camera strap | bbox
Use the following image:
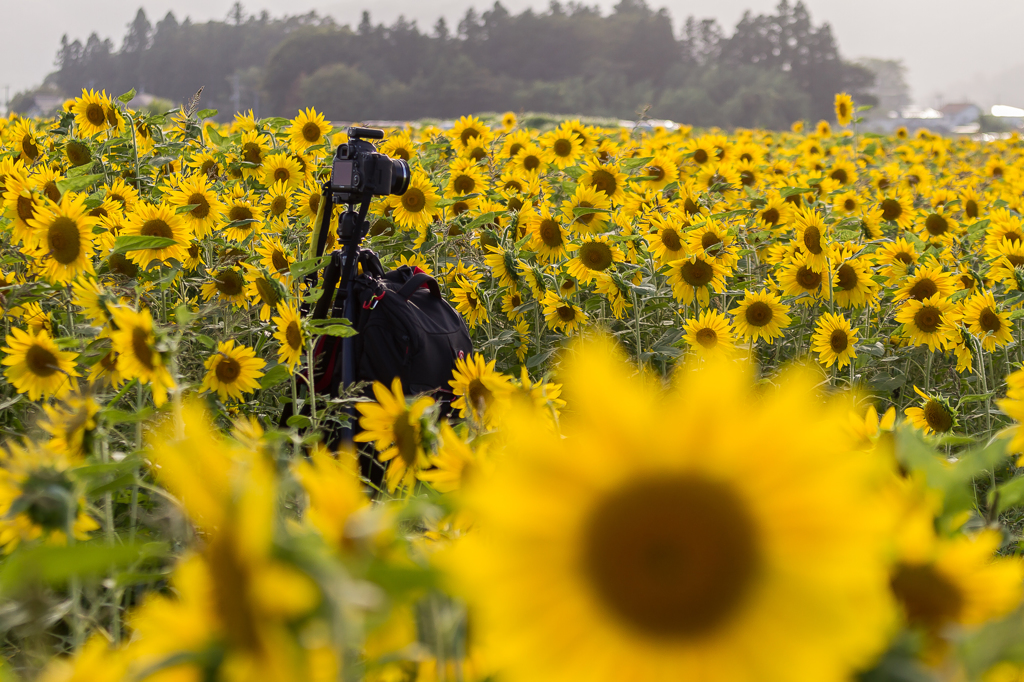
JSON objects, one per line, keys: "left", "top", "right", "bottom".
{"left": 307, "top": 181, "right": 335, "bottom": 288}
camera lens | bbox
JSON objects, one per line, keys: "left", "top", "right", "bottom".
{"left": 390, "top": 159, "right": 411, "bottom": 195}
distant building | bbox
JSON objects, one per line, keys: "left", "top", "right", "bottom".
{"left": 14, "top": 93, "right": 65, "bottom": 118}
{"left": 939, "top": 103, "right": 981, "bottom": 127}
{"left": 991, "top": 105, "right": 1024, "bottom": 129}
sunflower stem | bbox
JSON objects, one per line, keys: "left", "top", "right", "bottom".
{"left": 306, "top": 336, "right": 317, "bottom": 429}
{"left": 632, "top": 288, "right": 642, "bottom": 359}
{"left": 924, "top": 350, "right": 933, "bottom": 393}
{"left": 124, "top": 108, "right": 141, "bottom": 187}
{"left": 977, "top": 337, "right": 992, "bottom": 437}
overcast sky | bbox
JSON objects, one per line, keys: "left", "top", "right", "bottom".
{"left": 2, "top": 0, "right": 1023, "bottom": 109}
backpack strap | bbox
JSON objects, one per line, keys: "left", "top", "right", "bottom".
{"left": 396, "top": 273, "right": 442, "bottom": 300}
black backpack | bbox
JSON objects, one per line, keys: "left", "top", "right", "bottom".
{"left": 311, "top": 248, "right": 473, "bottom": 409}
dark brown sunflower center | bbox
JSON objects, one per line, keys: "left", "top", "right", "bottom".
{"left": 271, "top": 250, "right": 289, "bottom": 273}
{"left": 590, "top": 169, "right": 617, "bottom": 196}
{"left": 22, "top": 135, "right": 39, "bottom": 160}
{"left": 745, "top": 301, "right": 772, "bottom": 327}
{"left": 579, "top": 242, "right": 613, "bottom": 271}
{"left": 695, "top": 327, "right": 717, "bottom": 348}
{"left": 922, "top": 400, "right": 953, "bottom": 433}
{"left": 680, "top": 259, "right": 713, "bottom": 287}
{"left": 575, "top": 200, "right": 597, "bottom": 226}
{"left": 891, "top": 562, "right": 963, "bottom": 629}
{"left": 553, "top": 138, "right": 573, "bottom": 157}
{"left": 141, "top": 219, "right": 173, "bottom": 239}
{"left": 263, "top": 196, "right": 283, "bottom": 218}
{"left": 188, "top": 193, "right": 211, "bottom": 220}
{"left": 216, "top": 357, "right": 241, "bottom": 383}
{"left": 132, "top": 327, "right": 154, "bottom": 370}
{"left": 914, "top": 306, "right": 940, "bottom": 333}
{"left": 684, "top": 197, "right": 700, "bottom": 215}
{"left": 802, "top": 226, "right": 822, "bottom": 255}
{"left": 459, "top": 127, "right": 480, "bottom": 145}
{"left": 979, "top": 308, "right": 1002, "bottom": 333}
{"left": 661, "top": 229, "right": 682, "bottom": 252}
{"left": 393, "top": 414, "right": 419, "bottom": 466}
{"left": 796, "top": 266, "right": 822, "bottom": 290}
{"left": 42, "top": 182, "right": 60, "bottom": 204}
{"left": 402, "top": 188, "right": 425, "bottom": 213}
{"left": 830, "top": 168, "right": 848, "bottom": 184}
{"left": 693, "top": 149, "right": 708, "bottom": 164}
{"left": 830, "top": 329, "right": 848, "bottom": 353}
{"left": 646, "top": 165, "right": 666, "bottom": 182}
{"left": 66, "top": 140, "right": 91, "bottom": 166}
{"left": 301, "top": 122, "right": 322, "bottom": 143}
{"left": 467, "top": 378, "right": 493, "bottom": 415}
{"left": 47, "top": 217, "right": 82, "bottom": 265}
{"left": 739, "top": 170, "right": 755, "bottom": 186}
{"left": 215, "top": 269, "right": 245, "bottom": 296}
{"left": 26, "top": 344, "right": 59, "bottom": 377}
{"left": 16, "top": 196, "right": 36, "bottom": 223}
{"left": 285, "top": 321, "right": 302, "bottom": 349}
{"left": 242, "top": 142, "right": 263, "bottom": 165}
{"left": 701, "top": 232, "right": 722, "bottom": 253}
{"left": 307, "top": 192, "right": 321, "bottom": 215}
{"left": 881, "top": 198, "right": 903, "bottom": 221}
{"left": 925, "top": 214, "right": 948, "bottom": 236}
{"left": 85, "top": 103, "right": 106, "bottom": 126}
{"left": 557, "top": 305, "right": 577, "bottom": 322}
{"left": 273, "top": 167, "right": 291, "bottom": 182}
{"left": 584, "top": 475, "right": 759, "bottom": 638}
{"left": 453, "top": 174, "right": 476, "bottom": 195}
{"left": 837, "top": 263, "right": 858, "bottom": 291}
{"left": 965, "top": 199, "right": 979, "bottom": 219}
{"left": 229, "top": 205, "right": 254, "bottom": 224}
{"left": 522, "top": 153, "right": 541, "bottom": 171}
{"left": 844, "top": 198, "right": 856, "bottom": 211}
{"left": 908, "top": 279, "right": 938, "bottom": 301}
{"left": 539, "top": 220, "right": 563, "bottom": 248}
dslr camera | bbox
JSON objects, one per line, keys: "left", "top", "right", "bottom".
{"left": 330, "top": 126, "right": 411, "bottom": 204}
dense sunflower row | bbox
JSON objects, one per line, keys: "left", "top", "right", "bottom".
{"left": 1, "top": 88, "right": 1024, "bottom": 681}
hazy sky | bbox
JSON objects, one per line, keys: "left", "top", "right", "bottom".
{"left": 2, "top": 0, "right": 1023, "bottom": 109}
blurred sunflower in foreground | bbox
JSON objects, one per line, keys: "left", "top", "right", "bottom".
{"left": 451, "top": 336, "right": 896, "bottom": 682}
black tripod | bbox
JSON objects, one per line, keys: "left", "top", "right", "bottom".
{"left": 309, "top": 186, "right": 372, "bottom": 445}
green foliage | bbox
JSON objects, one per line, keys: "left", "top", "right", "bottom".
{"left": 47, "top": 1, "right": 872, "bottom": 128}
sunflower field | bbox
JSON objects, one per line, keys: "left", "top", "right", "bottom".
{"left": 2, "top": 86, "right": 1024, "bottom": 681}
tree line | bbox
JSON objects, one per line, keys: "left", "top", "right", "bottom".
{"left": 29, "top": 0, "right": 874, "bottom": 129}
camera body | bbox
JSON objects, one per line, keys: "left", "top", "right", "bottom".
{"left": 330, "top": 127, "right": 411, "bottom": 204}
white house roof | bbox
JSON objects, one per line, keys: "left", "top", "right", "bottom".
{"left": 991, "top": 105, "right": 1024, "bottom": 117}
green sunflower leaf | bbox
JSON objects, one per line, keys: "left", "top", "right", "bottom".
{"left": 113, "top": 235, "right": 179, "bottom": 254}
{"left": 259, "top": 364, "right": 292, "bottom": 389}
{"left": 620, "top": 156, "right": 653, "bottom": 171}
{"left": 55, "top": 173, "right": 105, "bottom": 195}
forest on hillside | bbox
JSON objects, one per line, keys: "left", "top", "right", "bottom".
{"left": 25, "top": 0, "right": 875, "bottom": 128}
